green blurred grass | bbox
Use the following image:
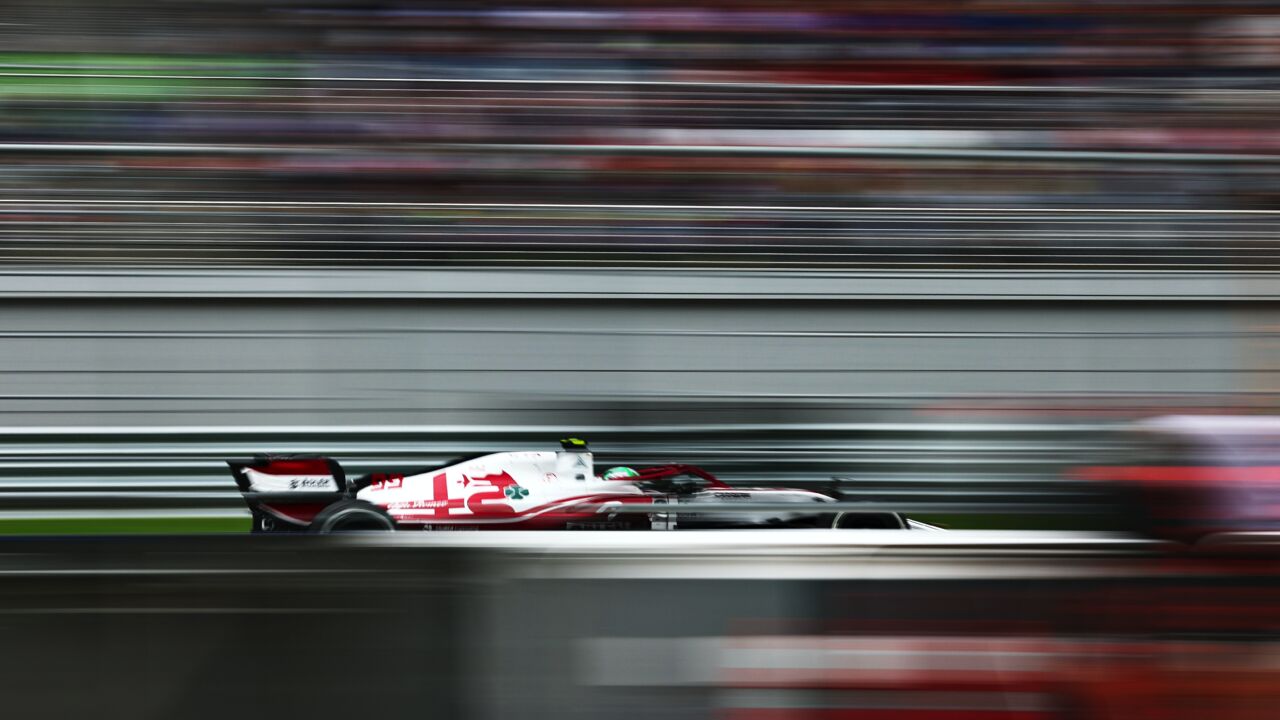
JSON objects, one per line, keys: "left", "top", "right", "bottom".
{"left": 0, "top": 516, "right": 250, "bottom": 535}
{"left": 0, "top": 53, "right": 284, "bottom": 98}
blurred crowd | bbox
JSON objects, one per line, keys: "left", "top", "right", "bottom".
{"left": 3, "top": 1, "right": 1280, "bottom": 264}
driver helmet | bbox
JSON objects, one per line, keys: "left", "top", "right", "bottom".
{"left": 603, "top": 466, "right": 639, "bottom": 481}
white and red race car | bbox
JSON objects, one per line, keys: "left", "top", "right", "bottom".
{"left": 230, "top": 438, "right": 935, "bottom": 533}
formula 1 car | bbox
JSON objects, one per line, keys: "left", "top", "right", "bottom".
{"left": 229, "top": 438, "right": 936, "bottom": 533}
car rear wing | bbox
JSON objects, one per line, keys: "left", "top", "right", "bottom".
{"left": 227, "top": 454, "right": 349, "bottom": 531}
{"left": 229, "top": 454, "right": 347, "bottom": 494}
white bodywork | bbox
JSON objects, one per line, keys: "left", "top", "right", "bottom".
{"left": 356, "top": 449, "right": 647, "bottom": 525}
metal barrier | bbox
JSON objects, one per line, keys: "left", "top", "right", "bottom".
{"left": 5, "top": 202, "right": 1280, "bottom": 269}
{"left": 0, "top": 423, "right": 1115, "bottom": 518}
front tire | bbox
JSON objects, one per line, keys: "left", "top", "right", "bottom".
{"left": 831, "top": 511, "right": 907, "bottom": 529}
{"left": 308, "top": 500, "right": 396, "bottom": 533}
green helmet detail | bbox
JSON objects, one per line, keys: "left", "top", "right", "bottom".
{"left": 603, "top": 466, "right": 639, "bottom": 481}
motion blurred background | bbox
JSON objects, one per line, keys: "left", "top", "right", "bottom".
{"left": 2, "top": 0, "right": 1280, "bottom": 530}
{"left": 0, "top": 3, "right": 1279, "bottom": 720}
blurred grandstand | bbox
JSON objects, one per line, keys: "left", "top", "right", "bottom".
{"left": 1, "top": 2, "right": 1280, "bottom": 266}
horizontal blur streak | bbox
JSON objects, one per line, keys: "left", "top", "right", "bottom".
{"left": 4, "top": 3, "right": 1280, "bottom": 268}
{"left": 0, "top": 534, "right": 1273, "bottom": 719}
{"left": 588, "top": 636, "right": 1280, "bottom": 719}
{"left": 4, "top": 3, "right": 1280, "bottom": 719}
{"left": 6, "top": 202, "right": 1280, "bottom": 268}
{"left": 0, "top": 269, "right": 1273, "bottom": 425}
{"left": 0, "top": 423, "right": 1117, "bottom": 520}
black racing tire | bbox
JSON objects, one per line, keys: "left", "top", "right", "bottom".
{"left": 251, "top": 510, "right": 272, "bottom": 534}
{"left": 831, "top": 511, "right": 907, "bottom": 530}
{"left": 308, "top": 500, "right": 396, "bottom": 534}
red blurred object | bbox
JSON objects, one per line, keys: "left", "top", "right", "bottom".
{"left": 1074, "top": 416, "right": 1280, "bottom": 539}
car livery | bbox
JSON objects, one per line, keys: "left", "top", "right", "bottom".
{"left": 229, "top": 438, "right": 936, "bottom": 533}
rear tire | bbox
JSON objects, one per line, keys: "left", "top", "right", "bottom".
{"left": 308, "top": 500, "right": 396, "bottom": 533}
